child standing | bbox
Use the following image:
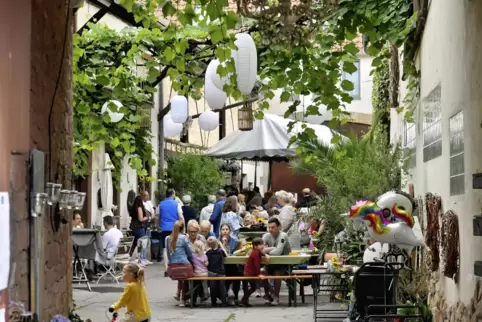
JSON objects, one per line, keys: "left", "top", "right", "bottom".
{"left": 191, "top": 240, "right": 209, "bottom": 303}
{"left": 240, "top": 237, "right": 269, "bottom": 307}
{"left": 109, "top": 262, "right": 151, "bottom": 322}
{"left": 206, "top": 236, "right": 228, "bottom": 307}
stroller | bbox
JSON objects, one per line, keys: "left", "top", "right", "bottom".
{"left": 349, "top": 262, "right": 423, "bottom": 322}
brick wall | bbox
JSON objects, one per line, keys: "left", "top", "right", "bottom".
{"left": 30, "top": 0, "right": 74, "bottom": 319}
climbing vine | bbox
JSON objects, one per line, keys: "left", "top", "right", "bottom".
{"left": 371, "top": 51, "right": 391, "bottom": 132}
{"left": 73, "top": 24, "right": 158, "bottom": 187}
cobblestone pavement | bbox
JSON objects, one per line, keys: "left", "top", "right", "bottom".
{"left": 73, "top": 263, "right": 336, "bottom": 322}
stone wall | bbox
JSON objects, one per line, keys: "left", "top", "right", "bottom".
{"left": 30, "top": 0, "right": 74, "bottom": 318}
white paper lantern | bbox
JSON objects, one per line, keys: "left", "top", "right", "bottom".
{"left": 234, "top": 33, "right": 257, "bottom": 95}
{"left": 205, "top": 61, "right": 227, "bottom": 110}
{"left": 198, "top": 110, "right": 219, "bottom": 131}
{"left": 304, "top": 106, "right": 333, "bottom": 124}
{"left": 170, "top": 96, "right": 188, "bottom": 123}
{"left": 101, "top": 100, "right": 124, "bottom": 123}
{"left": 163, "top": 114, "right": 183, "bottom": 137}
{"left": 210, "top": 58, "right": 236, "bottom": 90}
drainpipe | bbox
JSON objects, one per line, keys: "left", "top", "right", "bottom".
{"left": 157, "top": 80, "right": 165, "bottom": 200}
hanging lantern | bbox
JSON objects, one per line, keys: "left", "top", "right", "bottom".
{"left": 199, "top": 110, "right": 219, "bottom": 131}
{"left": 304, "top": 106, "right": 333, "bottom": 124}
{"left": 170, "top": 96, "right": 188, "bottom": 123}
{"left": 234, "top": 33, "right": 257, "bottom": 95}
{"left": 101, "top": 100, "right": 124, "bottom": 123}
{"left": 205, "top": 61, "right": 227, "bottom": 110}
{"left": 163, "top": 114, "right": 183, "bottom": 137}
{"left": 238, "top": 102, "right": 254, "bottom": 131}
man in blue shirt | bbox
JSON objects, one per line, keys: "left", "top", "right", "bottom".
{"left": 158, "top": 188, "right": 184, "bottom": 275}
{"left": 209, "top": 189, "right": 226, "bottom": 238}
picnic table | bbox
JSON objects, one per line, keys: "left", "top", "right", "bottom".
{"left": 224, "top": 254, "right": 312, "bottom": 265}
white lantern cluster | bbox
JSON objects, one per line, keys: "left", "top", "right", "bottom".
{"left": 101, "top": 100, "right": 125, "bottom": 123}
{"left": 205, "top": 33, "right": 258, "bottom": 109}
{"left": 163, "top": 114, "right": 183, "bottom": 137}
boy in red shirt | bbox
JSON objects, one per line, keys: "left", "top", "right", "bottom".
{"left": 240, "top": 237, "right": 270, "bottom": 307}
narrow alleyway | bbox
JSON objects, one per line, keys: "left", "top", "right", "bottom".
{"left": 73, "top": 264, "right": 329, "bottom": 322}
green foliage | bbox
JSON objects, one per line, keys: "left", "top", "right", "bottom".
{"left": 292, "top": 129, "right": 404, "bottom": 250}
{"left": 73, "top": 24, "right": 157, "bottom": 187}
{"left": 165, "top": 154, "right": 223, "bottom": 210}
{"left": 110, "top": 0, "right": 420, "bottom": 147}
{"left": 371, "top": 52, "right": 391, "bottom": 132}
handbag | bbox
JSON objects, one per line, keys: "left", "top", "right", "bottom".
{"left": 167, "top": 263, "right": 193, "bottom": 280}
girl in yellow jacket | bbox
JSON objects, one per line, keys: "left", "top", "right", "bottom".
{"left": 109, "top": 262, "right": 151, "bottom": 322}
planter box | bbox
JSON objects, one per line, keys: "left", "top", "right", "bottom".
{"left": 474, "top": 216, "right": 482, "bottom": 236}
{"left": 475, "top": 261, "right": 482, "bottom": 277}
{"left": 473, "top": 173, "right": 482, "bottom": 189}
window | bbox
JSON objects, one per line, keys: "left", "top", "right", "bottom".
{"left": 342, "top": 60, "right": 360, "bottom": 99}
{"left": 422, "top": 84, "right": 442, "bottom": 162}
{"left": 403, "top": 121, "right": 416, "bottom": 168}
{"left": 449, "top": 111, "right": 464, "bottom": 196}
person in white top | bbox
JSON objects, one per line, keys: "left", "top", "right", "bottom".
{"left": 141, "top": 191, "right": 155, "bottom": 220}
{"left": 101, "top": 215, "right": 123, "bottom": 258}
{"left": 200, "top": 195, "right": 216, "bottom": 223}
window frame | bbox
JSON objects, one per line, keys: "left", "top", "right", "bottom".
{"left": 341, "top": 60, "right": 361, "bottom": 100}
{"left": 449, "top": 111, "right": 464, "bottom": 196}
{"left": 403, "top": 121, "right": 417, "bottom": 169}
{"left": 422, "top": 85, "right": 442, "bottom": 162}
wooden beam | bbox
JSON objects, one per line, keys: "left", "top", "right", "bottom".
{"left": 76, "top": 6, "right": 108, "bottom": 34}
{"left": 190, "top": 96, "right": 259, "bottom": 119}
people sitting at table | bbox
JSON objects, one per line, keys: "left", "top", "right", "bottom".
{"left": 240, "top": 237, "right": 270, "bottom": 307}
{"left": 166, "top": 221, "right": 192, "bottom": 307}
{"left": 191, "top": 240, "right": 209, "bottom": 304}
{"left": 221, "top": 196, "right": 241, "bottom": 238}
{"left": 186, "top": 220, "right": 206, "bottom": 247}
{"left": 73, "top": 213, "right": 84, "bottom": 229}
{"left": 159, "top": 188, "right": 184, "bottom": 276}
{"left": 209, "top": 189, "right": 227, "bottom": 238}
{"left": 206, "top": 236, "right": 228, "bottom": 307}
{"left": 199, "top": 220, "right": 215, "bottom": 239}
{"left": 275, "top": 190, "right": 296, "bottom": 233}
{"left": 262, "top": 217, "right": 292, "bottom": 306}
{"left": 199, "top": 195, "right": 216, "bottom": 223}
{"left": 219, "top": 223, "right": 240, "bottom": 305}
{"left": 101, "top": 215, "right": 123, "bottom": 259}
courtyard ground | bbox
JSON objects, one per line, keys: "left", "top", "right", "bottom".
{"left": 73, "top": 263, "right": 339, "bottom": 322}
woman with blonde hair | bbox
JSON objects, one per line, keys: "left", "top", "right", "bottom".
{"left": 166, "top": 221, "right": 193, "bottom": 307}
{"left": 186, "top": 219, "right": 206, "bottom": 248}
{"left": 237, "top": 193, "right": 246, "bottom": 213}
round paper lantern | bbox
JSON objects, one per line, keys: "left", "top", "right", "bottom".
{"left": 170, "top": 96, "right": 188, "bottom": 123}
{"left": 198, "top": 110, "right": 219, "bottom": 131}
{"left": 205, "top": 61, "right": 227, "bottom": 110}
{"left": 234, "top": 33, "right": 257, "bottom": 95}
{"left": 101, "top": 100, "right": 124, "bottom": 123}
{"left": 305, "top": 106, "right": 333, "bottom": 124}
{"left": 163, "top": 114, "right": 183, "bottom": 137}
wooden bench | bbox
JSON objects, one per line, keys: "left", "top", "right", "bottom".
{"left": 185, "top": 275, "right": 312, "bottom": 307}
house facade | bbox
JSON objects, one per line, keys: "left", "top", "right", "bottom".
{"left": 390, "top": 0, "right": 482, "bottom": 316}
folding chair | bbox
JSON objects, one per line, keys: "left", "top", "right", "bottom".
{"left": 96, "top": 248, "right": 120, "bottom": 284}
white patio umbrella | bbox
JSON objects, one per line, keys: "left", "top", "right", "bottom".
{"left": 98, "top": 153, "right": 114, "bottom": 230}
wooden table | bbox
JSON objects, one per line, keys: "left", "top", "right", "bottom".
{"left": 224, "top": 254, "right": 311, "bottom": 265}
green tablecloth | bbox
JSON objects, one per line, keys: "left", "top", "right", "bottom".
{"left": 224, "top": 254, "right": 311, "bottom": 265}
